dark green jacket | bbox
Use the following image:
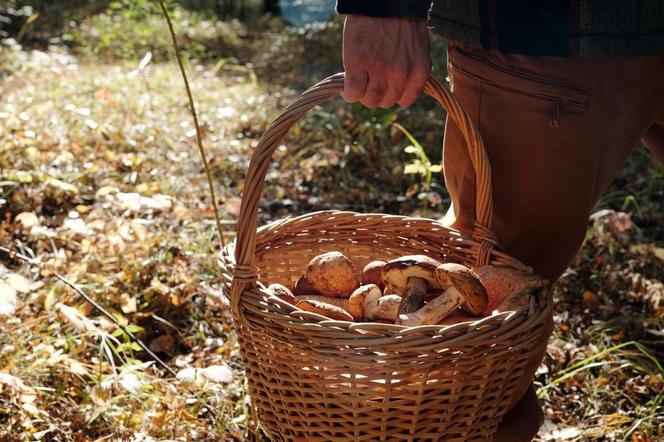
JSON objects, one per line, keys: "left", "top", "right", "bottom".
{"left": 336, "top": 0, "right": 664, "bottom": 57}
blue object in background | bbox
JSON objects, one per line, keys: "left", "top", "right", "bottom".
{"left": 280, "top": 0, "right": 335, "bottom": 27}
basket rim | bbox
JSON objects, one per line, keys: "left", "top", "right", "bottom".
{"left": 219, "top": 210, "right": 550, "bottom": 342}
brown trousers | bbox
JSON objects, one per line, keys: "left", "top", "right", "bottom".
{"left": 442, "top": 43, "right": 664, "bottom": 441}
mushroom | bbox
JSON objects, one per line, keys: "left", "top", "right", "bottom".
{"left": 305, "top": 251, "right": 359, "bottom": 297}
{"left": 397, "top": 287, "right": 464, "bottom": 326}
{"left": 435, "top": 263, "right": 488, "bottom": 316}
{"left": 295, "top": 299, "right": 354, "bottom": 321}
{"left": 267, "top": 283, "right": 297, "bottom": 305}
{"left": 361, "top": 261, "right": 386, "bottom": 289}
{"left": 347, "top": 284, "right": 381, "bottom": 321}
{"left": 292, "top": 276, "right": 319, "bottom": 296}
{"left": 367, "top": 295, "right": 402, "bottom": 322}
{"left": 381, "top": 255, "right": 443, "bottom": 317}
{"left": 474, "top": 265, "right": 547, "bottom": 314}
{"left": 424, "top": 290, "right": 445, "bottom": 302}
{"left": 295, "top": 294, "right": 349, "bottom": 311}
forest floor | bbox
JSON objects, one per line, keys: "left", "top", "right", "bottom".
{"left": 0, "top": 9, "right": 663, "bottom": 442}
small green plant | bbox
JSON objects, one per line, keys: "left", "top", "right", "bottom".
{"left": 393, "top": 122, "right": 442, "bottom": 191}
{"left": 69, "top": 1, "right": 243, "bottom": 61}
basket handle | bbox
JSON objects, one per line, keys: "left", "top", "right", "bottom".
{"left": 230, "top": 73, "right": 497, "bottom": 309}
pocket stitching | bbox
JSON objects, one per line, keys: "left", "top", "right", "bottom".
{"left": 449, "top": 51, "right": 592, "bottom": 109}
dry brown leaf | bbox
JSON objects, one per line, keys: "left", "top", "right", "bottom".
{"left": 5, "top": 273, "right": 30, "bottom": 293}
{"left": 149, "top": 334, "right": 175, "bottom": 354}
{"left": 15, "top": 212, "right": 40, "bottom": 228}
{"left": 0, "top": 372, "right": 34, "bottom": 395}
{"left": 225, "top": 196, "right": 242, "bottom": 217}
{"left": 56, "top": 303, "right": 98, "bottom": 333}
{"left": 119, "top": 293, "right": 137, "bottom": 314}
{"left": 0, "top": 282, "right": 18, "bottom": 316}
{"left": 582, "top": 290, "right": 600, "bottom": 309}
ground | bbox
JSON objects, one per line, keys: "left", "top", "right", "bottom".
{"left": 0, "top": 6, "right": 662, "bottom": 441}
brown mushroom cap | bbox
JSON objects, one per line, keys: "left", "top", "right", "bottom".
{"left": 347, "top": 284, "right": 381, "bottom": 321}
{"left": 361, "top": 261, "right": 386, "bottom": 289}
{"left": 474, "top": 265, "right": 547, "bottom": 313}
{"left": 295, "top": 295, "right": 349, "bottom": 311}
{"left": 380, "top": 255, "right": 443, "bottom": 295}
{"left": 435, "top": 263, "right": 488, "bottom": 316}
{"left": 305, "top": 252, "right": 359, "bottom": 297}
{"left": 296, "top": 299, "right": 354, "bottom": 321}
{"left": 267, "top": 283, "right": 297, "bottom": 305}
{"left": 292, "top": 276, "right": 319, "bottom": 296}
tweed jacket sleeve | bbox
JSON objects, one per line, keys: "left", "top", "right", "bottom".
{"left": 336, "top": 1, "right": 431, "bottom": 20}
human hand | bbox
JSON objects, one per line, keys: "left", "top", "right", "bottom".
{"left": 341, "top": 15, "right": 431, "bottom": 108}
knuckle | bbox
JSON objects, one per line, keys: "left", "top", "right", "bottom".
{"left": 367, "top": 85, "right": 386, "bottom": 100}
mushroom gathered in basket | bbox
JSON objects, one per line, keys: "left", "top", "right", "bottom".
{"left": 267, "top": 251, "right": 540, "bottom": 326}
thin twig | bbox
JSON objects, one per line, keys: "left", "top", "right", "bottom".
{"left": 0, "top": 245, "right": 177, "bottom": 377}
{"left": 156, "top": 0, "right": 226, "bottom": 249}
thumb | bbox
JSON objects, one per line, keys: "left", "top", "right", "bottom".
{"left": 341, "top": 70, "right": 368, "bottom": 103}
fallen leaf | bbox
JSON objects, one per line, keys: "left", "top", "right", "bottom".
{"left": 5, "top": 273, "right": 30, "bottom": 293}
{"left": 15, "top": 212, "right": 40, "bottom": 228}
{"left": 582, "top": 290, "right": 600, "bottom": 309}
{"left": 119, "top": 373, "right": 143, "bottom": 394}
{"left": 176, "top": 367, "right": 201, "bottom": 384}
{"left": 654, "top": 247, "right": 664, "bottom": 262}
{"left": 56, "top": 303, "right": 98, "bottom": 332}
{"left": 63, "top": 218, "right": 91, "bottom": 235}
{"left": 201, "top": 364, "right": 234, "bottom": 384}
{"left": 0, "top": 282, "right": 18, "bottom": 315}
{"left": 119, "top": 293, "right": 137, "bottom": 314}
{"left": 225, "top": 196, "right": 242, "bottom": 217}
{"left": 0, "top": 372, "right": 33, "bottom": 394}
{"left": 149, "top": 334, "right": 175, "bottom": 354}
{"left": 611, "top": 330, "right": 625, "bottom": 341}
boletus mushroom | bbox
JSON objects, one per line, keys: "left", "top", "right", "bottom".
{"left": 381, "top": 255, "right": 443, "bottom": 317}
{"left": 296, "top": 299, "right": 354, "bottom": 321}
{"left": 397, "top": 286, "right": 464, "bottom": 326}
{"left": 361, "top": 261, "right": 386, "bottom": 289}
{"left": 367, "top": 295, "right": 402, "bottom": 322}
{"left": 347, "top": 284, "right": 380, "bottom": 321}
{"left": 292, "top": 276, "right": 319, "bottom": 296}
{"left": 267, "top": 283, "right": 297, "bottom": 305}
{"left": 295, "top": 294, "right": 349, "bottom": 311}
{"left": 305, "top": 251, "right": 359, "bottom": 297}
{"left": 435, "top": 263, "right": 488, "bottom": 316}
{"left": 348, "top": 285, "right": 402, "bottom": 322}
{"left": 474, "top": 265, "right": 547, "bottom": 313}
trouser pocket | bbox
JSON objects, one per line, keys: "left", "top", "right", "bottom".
{"left": 448, "top": 44, "right": 592, "bottom": 127}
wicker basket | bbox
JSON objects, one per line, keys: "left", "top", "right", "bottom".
{"left": 219, "top": 73, "right": 551, "bottom": 441}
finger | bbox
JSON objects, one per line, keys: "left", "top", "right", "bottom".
{"left": 341, "top": 69, "right": 368, "bottom": 103}
{"left": 397, "top": 71, "right": 428, "bottom": 108}
{"left": 361, "top": 76, "right": 388, "bottom": 108}
{"left": 379, "top": 75, "right": 407, "bottom": 109}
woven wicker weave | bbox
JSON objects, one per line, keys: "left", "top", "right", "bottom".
{"left": 218, "top": 73, "right": 551, "bottom": 441}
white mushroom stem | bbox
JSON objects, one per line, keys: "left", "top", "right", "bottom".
{"left": 397, "top": 287, "right": 464, "bottom": 326}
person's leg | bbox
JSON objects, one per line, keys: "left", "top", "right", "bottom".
{"left": 442, "top": 43, "right": 664, "bottom": 441}
{"left": 643, "top": 115, "right": 664, "bottom": 165}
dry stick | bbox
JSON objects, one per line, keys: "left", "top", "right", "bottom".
{"left": 157, "top": 0, "right": 226, "bottom": 249}
{"left": 0, "top": 245, "right": 177, "bottom": 377}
